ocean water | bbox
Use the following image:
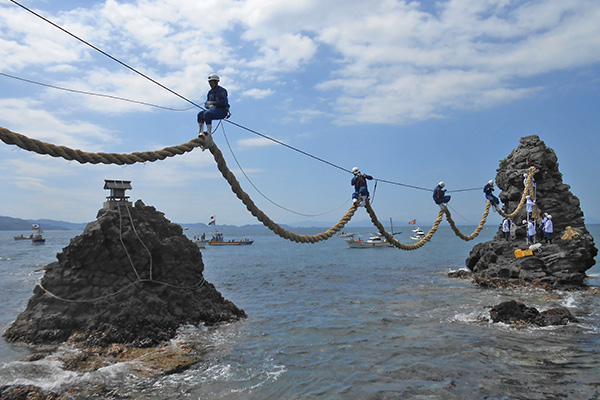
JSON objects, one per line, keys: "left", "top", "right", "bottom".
{"left": 0, "top": 225, "right": 599, "bottom": 399}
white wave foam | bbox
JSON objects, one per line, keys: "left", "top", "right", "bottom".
{"left": 559, "top": 294, "right": 580, "bottom": 308}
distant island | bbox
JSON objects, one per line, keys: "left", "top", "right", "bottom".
{"left": 3, "top": 214, "right": 597, "bottom": 233}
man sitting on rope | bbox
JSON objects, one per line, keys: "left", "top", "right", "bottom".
{"left": 351, "top": 167, "right": 373, "bottom": 206}
{"left": 483, "top": 180, "right": 500, "bottom": 210}
{"left": 433, "top": 181, "right": 451, "bottom": 208}
{"left": 197, "top": 73, "right": 230, "bottom": 138}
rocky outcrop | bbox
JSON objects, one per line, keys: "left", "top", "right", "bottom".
{"left": 0, "top": 385, "right": 64, "bottom": 400}
{"left": 465, "top": 135, "right": 597, "bottom": 288}
{"left": 489, "top": 300, "right": 578, "bottom": 326}
{"left": 3, "top": 200, "right": 246, "bottom": 347}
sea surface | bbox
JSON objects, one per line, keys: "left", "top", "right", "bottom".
{"left": 0, "top": 225, "right": 599, "bottom": 399}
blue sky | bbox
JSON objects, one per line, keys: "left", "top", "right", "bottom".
{"left": 1, "top": 0, "right": 599, "bottom": 228}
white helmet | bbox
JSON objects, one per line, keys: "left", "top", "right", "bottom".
{"left": 547, "top": 215, "right": 552, "bottom": 219}
{"left": 522, "top": 220, "right": 527, "bottom": 224}
{"left": 523, "top": 173, "right": 528, "bottom": 178}
{"left": 352, "top": 167, "right": 360, "bottom": 175}
{"left": 488, "top": 180, "right": 494, "bottom": 185}
{"left": 208, "top": 73, "right": 220, "bottom": 82}
{"left": 526, "top": 195, "right": 530, "bottom": 199}
{"left": 438, "top": 181, "right": 445, "bottom": 188}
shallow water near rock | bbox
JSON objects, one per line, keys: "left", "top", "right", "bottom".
{"left": 1, "top": 225, "right": 599, "bottom": 399}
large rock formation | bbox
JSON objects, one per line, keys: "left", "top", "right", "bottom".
{"left": 4, "top": 200, "right": 246, "bottom": 347}
{"left": 466, "top": 135, "right": 597, "bottom": 288}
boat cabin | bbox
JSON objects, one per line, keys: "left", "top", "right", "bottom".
{"left": 103, "top": 179, "right": 132, "bottom": 209}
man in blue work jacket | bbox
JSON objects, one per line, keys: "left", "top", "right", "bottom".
{"left": 197, "top": 73, "right": 230, "bottom": 137}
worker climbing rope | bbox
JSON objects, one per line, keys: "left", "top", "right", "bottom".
{"left": 351, "top": 167, "right": 373, "bottom": 207}
{"left": 483, "top": 179, "right": 500, "bottom": 211}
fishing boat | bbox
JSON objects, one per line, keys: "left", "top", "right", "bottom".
{"left": 30, "top": 225, "right": 45, "bottom": 244}
{"left": 410, "top": 227, "right": 425, "bottom": 241}
{"left": 345, "top": 233, "right": 394, "bottom": 248}
{"left": 337, "top": 232, "right": 354, "bottom": 238}
{"left": 206, "top": 216, "right": 253, "bottom": 246}
{"left": 345, "top": 217, "right": 401, "bottom": 248}
{"left": 208, "top": 232, "right": 253, "bottom": 246}
{"left": 13, "top": 234, "right": 32, "bottom": 241}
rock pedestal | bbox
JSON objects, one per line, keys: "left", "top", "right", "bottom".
{"left": 466, "top": 135, "right": 597, "bottom": 288}
{"left": 4, "top": 200, "right": 246, "bottom": 347}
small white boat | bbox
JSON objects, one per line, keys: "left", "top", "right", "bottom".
{"left": 337, "top": 232, "right": 354, "bottom": 238}
{"left": 345, "top": 233, "right": 394, "bottom": 248}
{"left": 194, "top": 239, "right": 208, "bottom": 249}
{"left": 410, "top": 227, "right": 425, "bottom": 241}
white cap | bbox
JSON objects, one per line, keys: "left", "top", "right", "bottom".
{"left": 438, "top": 181, "right": 445, "bottom": 188}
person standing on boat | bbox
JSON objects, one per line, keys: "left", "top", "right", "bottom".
{"left": 433, "top": 182, "right": 451, "bottom": 208}
{"left": 197, "top": 73, "right": 230, "bottom": 137}
{"left": 351, "top": 167, "right": 373, "bottom": 206}
{"left": 483, "top": 180, "right": 500, "bottom": 208}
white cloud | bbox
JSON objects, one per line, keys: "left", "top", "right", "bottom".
{"left": 1, "top": 0, "right": 600, "bottom": 129}
{"left": 0, "top": 98, "right": 118, "bottom": 149}
{"left": 236, "top": 137, "right": 277, "bottom": 148}
{"left": 242, "top": 88, "right": 274, "bottom": 99}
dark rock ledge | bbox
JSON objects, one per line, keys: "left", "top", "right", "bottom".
{"left": 1, "top": 200, "right": 247, "bottom": 398}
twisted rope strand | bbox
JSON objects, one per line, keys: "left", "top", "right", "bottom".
{"left": 0, "top": 127, "right": 202, "bottom": 164}
{"left": 205, "top": 137, "right": 358, "bottom": 243}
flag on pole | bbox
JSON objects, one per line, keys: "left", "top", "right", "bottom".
{"left": 208, "top": 216, "right": 215, "bottom": 226}
{"left": 408, "top": 219, "right": 416, "bottom": 225}
{"left": 32, "top": 224, "right": 39, "bottom": 229}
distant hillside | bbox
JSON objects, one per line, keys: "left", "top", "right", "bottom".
{"left": 0, "top": 216, "right": 88, "bottom": 231}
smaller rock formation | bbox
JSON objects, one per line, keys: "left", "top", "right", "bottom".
{"left": 466, "top": 135, "right": 597, "bottom": 289}
{"left": 3, "top": 200, "right": 246, "bottom": 347}
{"left": 489, "top": 300, "right": 578, "bottom": 326}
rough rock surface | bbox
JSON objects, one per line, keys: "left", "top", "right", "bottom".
{"left": 489, "top": 300, "right": 578, "bottom": 326}
{"left": 3, "top": 200, "right": 246, "bottom": 347}
{"left": 466, "top": 135, "right": 597, "bottom": 288}
{"left": 0, "top": 385, "right": 64, "bottom": 400}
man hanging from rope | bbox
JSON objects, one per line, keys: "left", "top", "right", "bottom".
{"left": 351, "top": 167, "right": 373, "bottom": 206}
{"left": 483, "top": 179, "right": 500, "bottom": 210}
{"left": 433, "top": 181, "right": 451, "bottom": 208}
{"left": 197, "top": 73, "right": 230, "bottom": 138}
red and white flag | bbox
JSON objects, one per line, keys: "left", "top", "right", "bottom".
{"left": 208, "top": 216, "right": 215, "bottom": 226}
{"left": 408, "top": 219, "right": 416, "bottom": 225}
{"left": 32, "top": 224, "right": 40, "bottom": 229}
